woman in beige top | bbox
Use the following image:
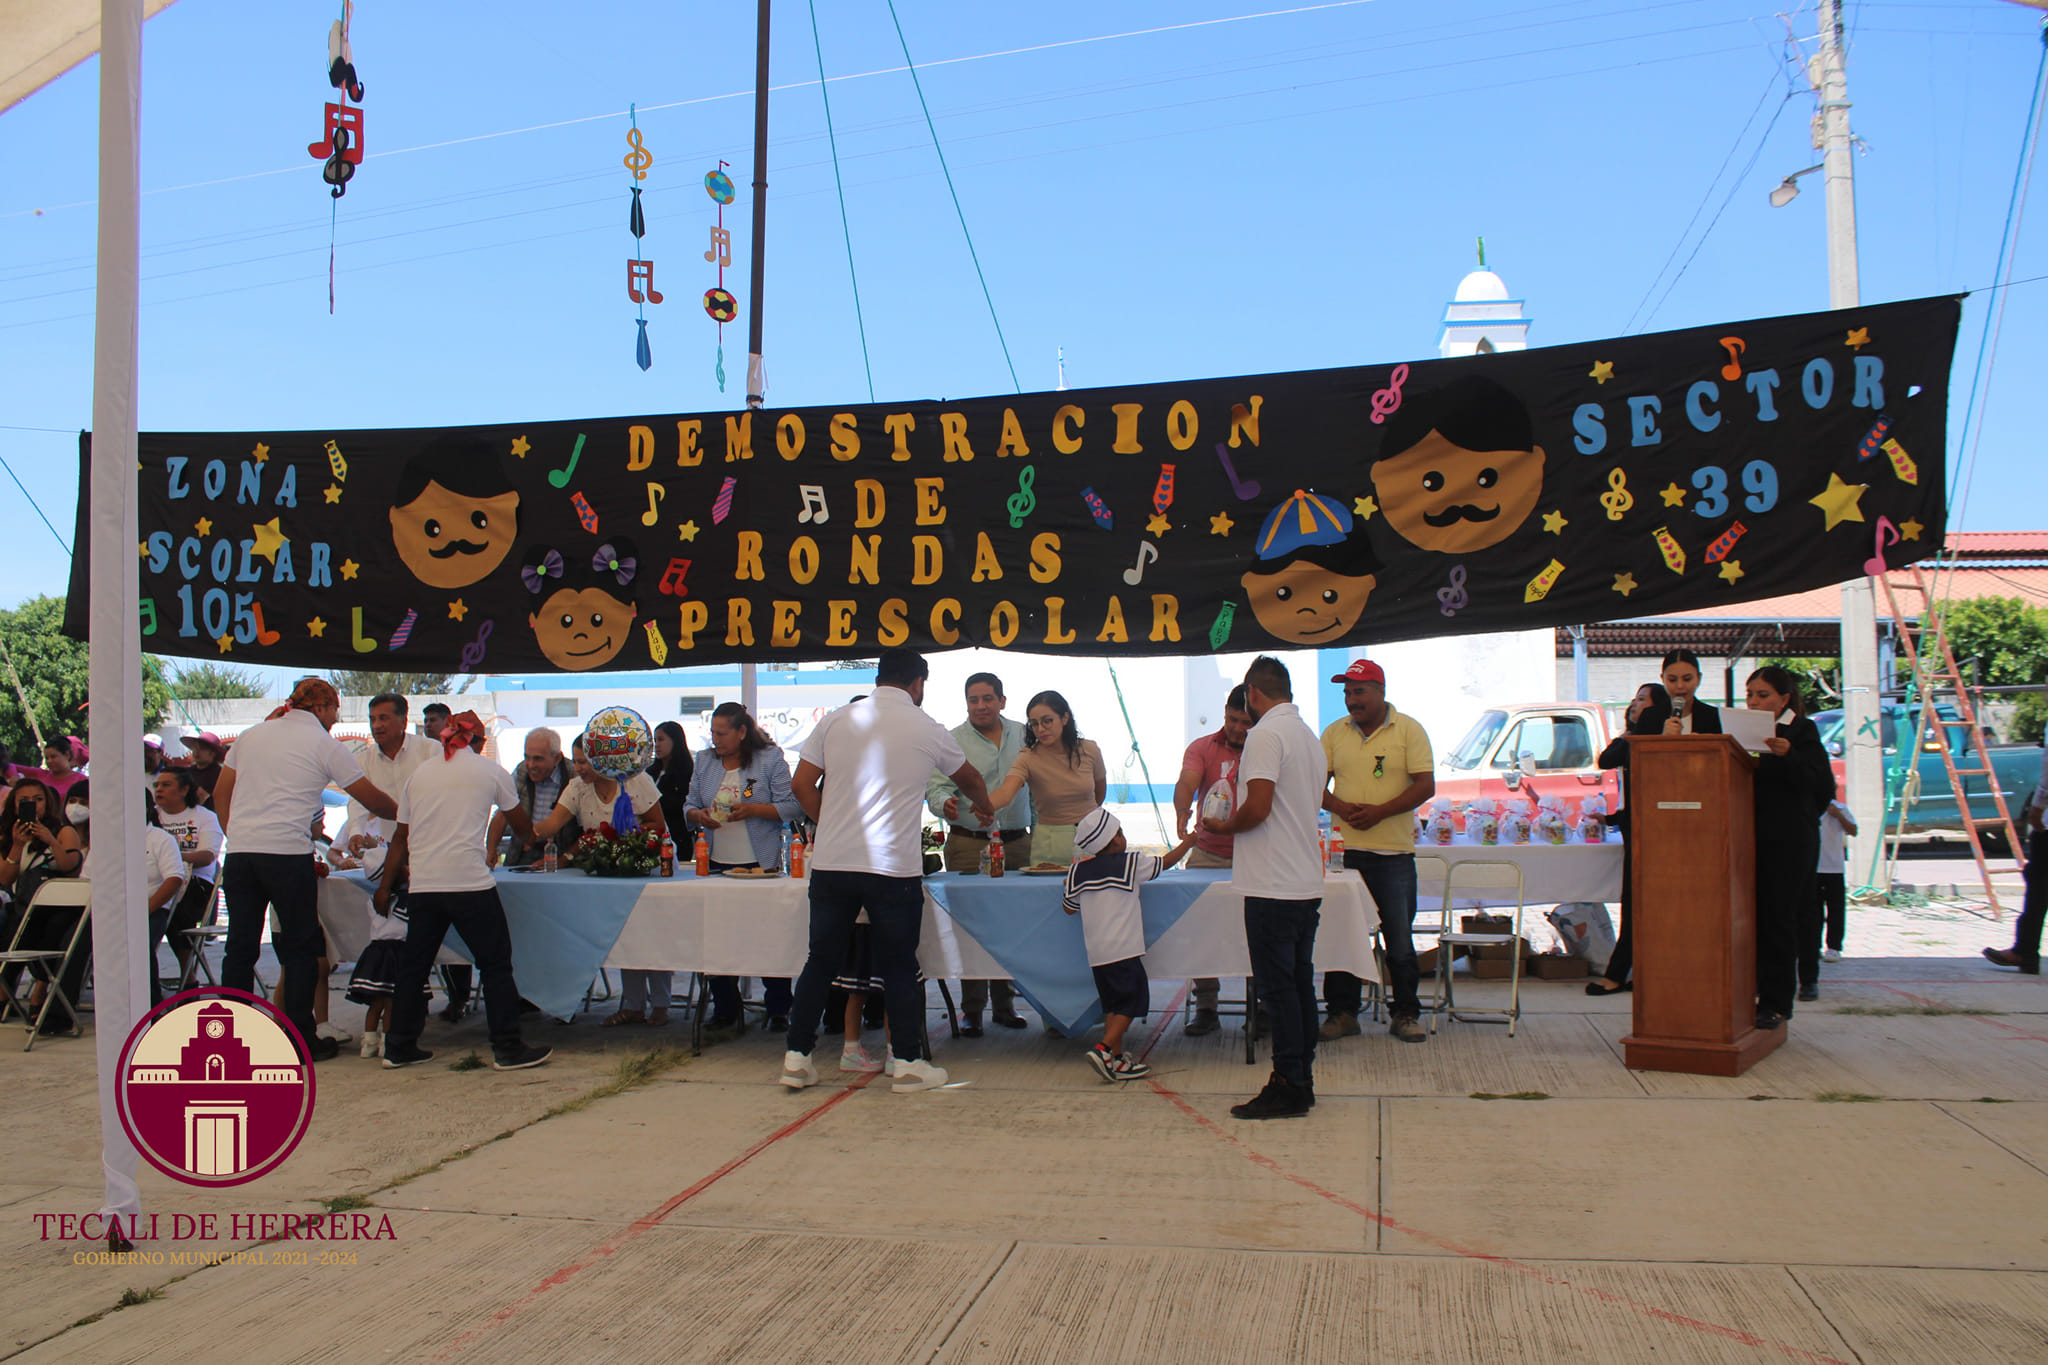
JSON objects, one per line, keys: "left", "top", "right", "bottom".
{"left": 985, "top": 690, "right": 1107, "bottom": 865}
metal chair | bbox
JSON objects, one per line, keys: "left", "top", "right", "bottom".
{"left": 1403, "top": 854, "right": 1454, "bottom": 1023}
{"left": 0, "top": 879, "right": 93, "bottom": 1050}
{"left": 177, "top": 885, "right": 269, "bottom": 995}
{"left": 1431, "top": 859, "right": 1527, "bottom": 1036}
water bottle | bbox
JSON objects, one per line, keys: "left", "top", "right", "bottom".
{"left": 977, "top": 839, "right": 991, "bottom": 876}
{"left": 988, "top": 828, "right": 1005, "bottom": 878}
{"left": 543, "top": 839, "right": 558, "bottom": 874}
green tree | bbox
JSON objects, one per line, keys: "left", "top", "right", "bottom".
{"left": 0, "top": 596, "right": 173, "bottom": 759}
{"left": 1936, "top": 597, "right": 2048, "bottom": 743}
{"left": 326, "top": 670, "right": 472, "bottom": 698}
{"left": 170, "top": 661, "right": 267, "bottom": 700}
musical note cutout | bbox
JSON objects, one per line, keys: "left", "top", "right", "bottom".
{"left": 1122, "top": 541, "right": 1159, "bottom": 586}
{"left": 1208, "top": 601, "right": 1237, "bottom": 651}
{"left": 139, "top": 598, "right": 157, "bottom": 637}
{"left": 623, "top": 126, "right": 653, "bottom": 181}
{"left": 547, "top": 433, "right": 586, "bottom": 489}
{"left": 626, "top": 259, "right": 664, "bottom": 305}
{"left": 1369, "top": 363, "right": 1409, "bottom": 425}
{"left": 324, "top": 439, "right": 348, "bottom": 482}
{"left": 797, "top": 484, "right": 830, "bottom": 525}
{"left": 712, "top": 477, "right": 737, "bottom": 524}
{"left": 657, "top": 557, "right": 692, "bottom": 597}
{"left": 644, "top": 619, "right": 669, "bottom": 665}
{"left": 350, "top": 607, "right": 376, "bottom": 654}
{"left": 705, "top": 225, "right": 732, "bottom": 268}
{"left": 1865, "top": 515, "right": 1902, "bottom": 576}
{"left": 458, "top": 620, "right": 494, "bottom": 672}
{"left": 388, "top": 608, "right": 418, "bottom": 650}
{"left": 1524, "top": 558, "right": 1566, "bottom": 603}
{"left": 641, "top": 482, "right": 666, "bottom": 526}
{"left": 1213, "top": 443, "right": 1261, "bottom": 501}
{"left": 1703, "top": 520, "right": 1748, "bottom": 564}
{"left": 1601, "top": 467, "right": 1633, "bottom": 521}
{"left": 571, "top": 491, "right": 600, "bottom": 534}
{"left": 1437, "top": 565, "right": 1468, "bottom": 617}
{"left": 1718, "top": 336, "right": 1746, "bottom": 382}
{"left": 250, "top": 603, "right": 281, "bottom": 646}
{"left": 1007, "top": 465, "right": 1037, "bottom": 529}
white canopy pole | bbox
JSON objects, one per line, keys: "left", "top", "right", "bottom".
{"left": 89, "top": 0, "right": 147, "bottom": 1235}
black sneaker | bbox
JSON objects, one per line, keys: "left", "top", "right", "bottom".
{"left": 1230, "top": 1073, "right": 1312, "bottom": 1120}
{"left": 1184, "top": 1010, "right": 1220, "bottom": 1037}
{"left": 308, "top": 1036, "right": 341, "bottom": 1063}
{"left": 493, "top": 1045, "right": 553, "bottom": 1071}
{"left": 767, "top": 1015, "right": 790, "bottom": 1032}
{"left": 1754, "top": 1010, "right": 1789, "bottom": 1031}
{"left": 1797, "top": 984, "right": 1819, "bottom": 1002}
{"left": 382, "top": 1043, "right": 434, "bottom": 1069}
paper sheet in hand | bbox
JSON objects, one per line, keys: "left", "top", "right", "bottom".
{"left": 1720, "top": 708, "right": 1780, "bottom": 752}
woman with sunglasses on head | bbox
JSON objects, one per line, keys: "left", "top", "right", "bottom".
{"left": 1586, "top": 681, "right": 1672, "bottom": 997}
{"left": 984, "top": 690, "right": 1107, "bottom": 867}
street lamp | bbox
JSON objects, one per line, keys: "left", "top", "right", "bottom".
{"left": 1769, "top": 164, "right": 1825, "bottom": 208}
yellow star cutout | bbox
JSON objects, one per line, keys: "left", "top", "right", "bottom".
{"left": 1352, "top": 495, "right": 1378, "bottom": 520}
{"left": 215, "top": 634, "right": 234, "bottom": 654}
{"left": 1718, "top": 560, "right": 1746, "bottom": 584}
{"left": 340, "top": 558, "right": 360, "bottom": 581}
{"left": 510, "top": 435, "right": 531, "bottom": 458}
{"left": 448, "top": 599, "right": 469, "bottom": 622}
{"left": 1209, "top": 511, "right": 1235, "bottom": 537}
{"left": 307, "top": 616, "right": 328, "bottom": 638}
{"left": 249, "top": 517, "right": 287, "bottom": 565}
{"left": 137, "top": 541, "right": 150, "bottom": 558}
{"left": 1542, "top": 509, "right": 1568, "bottom": 535}
{"left": 1611, "top": 571, "right": 1637, "bottom": 597}
{"left": 1845, "top": 327, "right": 1870, "bottom": 350}
{"left": 1589, "top": 360, "right": 1615, "bottom": 385}
{"left": 323, "top": 483, "right": 343, "bottom": 505}
{"left": 1809, "top": 473, "right": 1868, "bottom": 530}
{"left": 1899, "top": 518, "right": 1924, "bottom": 542}
{"left": 1660, "top": 483, "right": 1688, "bottom": 509}
{"left": 677, "top": 520, "right": 700, "bottom": 543}
{"left": 194, "top": 517, "right": 213, "bottom": 537}
{"left": 251, "top": 442, "right": 270, "bottom": 464}
{"left": 1146, "top": 513, "right": 1171, "bottom": 537}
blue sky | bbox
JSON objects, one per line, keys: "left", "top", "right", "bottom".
{"left": 2, "top": 0, "right": 2043, "bottom": 687}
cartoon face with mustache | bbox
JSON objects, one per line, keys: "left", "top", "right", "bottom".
{"left": 1369, "top": 373, "right": 1545, "bottom": 555}
{"left": 388, "top": 434, "right": 522, "bottom": 589}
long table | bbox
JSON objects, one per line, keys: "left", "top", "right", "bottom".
{"left": 323, "top": 867, "right": 1385, "bottom": 1038}
{"left": 1410, "top": 835, "right": 1626, "bottom": 906}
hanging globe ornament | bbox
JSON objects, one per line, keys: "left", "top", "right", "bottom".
{"left": 583, "top": 706, "right": 654, "bottom": 777}
{"left": 704, "top": 169, "right": 736, "bottom": 204}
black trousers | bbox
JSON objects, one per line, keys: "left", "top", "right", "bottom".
{"left": 1605, "top": 831, "right": 1636, "bottom": 983}
{"left": 2009, "top": 827, "right": 2046, "bottom": 967}
{"left": 1756, "top": 834, "right": 1816, "bottom": 1015}
{"left": 387, "top": 888, "right": 528, "bottom": 1058}
{"left": 147, "top": 876, "right": 214, "bottom": 1006}
{"left": 1246, "top": 896, "right": 1321, "bottom": 1086}
{"left": 1817, "top": 872, "right": 1847, "bottom": 954}
{"left": 222, "top": 852, "right": 322, "bottom": 1054}
{"left": 785, "top": 870, "right": 924, "bottom": 1063}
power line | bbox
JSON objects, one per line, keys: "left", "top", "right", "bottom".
{"left": 809, "top": 0, "right": 876, "bottom": 403}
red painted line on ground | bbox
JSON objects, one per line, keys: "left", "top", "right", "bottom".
{"left": 1875, "top": 984, "right": 2048, "bottom": 1041}
{"left": 429, "top": 1070, "right": 880, "bottom": 1362}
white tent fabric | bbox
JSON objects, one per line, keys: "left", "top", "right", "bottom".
{"left": 0, "top": 0, "right": 175, "bottom": 114}
{"left": 86, "top": 0, "right": 146, "bottom": 1230}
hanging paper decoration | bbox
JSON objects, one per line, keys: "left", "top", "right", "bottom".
{"left": 623, "top": 106, "right": 660, "bottom": 372}
{"left": 704, "top": 162, "right": 736, "bottom": 391}
{"left": 308, "top": 1, "right": 366, "bottom": 313}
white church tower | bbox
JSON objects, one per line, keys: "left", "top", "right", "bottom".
{"left": 1437, "top": 238, "right": 1530, "bottom": 358}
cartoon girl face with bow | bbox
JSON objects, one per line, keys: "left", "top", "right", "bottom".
{"left": 523, "top": 538, "right": 639, "bottom": 671}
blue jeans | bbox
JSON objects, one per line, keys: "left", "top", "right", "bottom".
{"left": 1326, "top": 851, "right": 1420, "bottom": 1018}
{"left": 222, "top": 852, "right": 322, "bottom": 1054}
{"left": 786, "top": 870, "right": 925, "bottom": 1062}
{"left": 1245, "top": 896, "right": 1321, "bottom": 1086}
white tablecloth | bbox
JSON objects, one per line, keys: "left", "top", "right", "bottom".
{"left": 1410, "top": 836, "right": 1625, "bottom": 906}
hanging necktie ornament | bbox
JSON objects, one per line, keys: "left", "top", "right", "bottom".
{"left": 704, "top": 162, "right": 736, "bottom": 391}
{"left": 623, "top": 106, "right": 660, "bottom": 372}
{"left": 308, "top": 1, "right": 365, "bottom": 313}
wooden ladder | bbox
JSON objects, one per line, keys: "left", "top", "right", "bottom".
{"left": 1877, "top": 564, "right": 2029, "bottom": 918}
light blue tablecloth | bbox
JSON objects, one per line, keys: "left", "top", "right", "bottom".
{"left": 923, "top": 869, "right": 1226, "bottom": 1036}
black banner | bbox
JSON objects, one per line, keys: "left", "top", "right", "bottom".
{"left": 71, "top": 296, "right": 1959, "bottom": 672}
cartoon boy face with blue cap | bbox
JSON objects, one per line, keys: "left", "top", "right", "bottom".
{"left": 1240, "top": 489, "right": 1380, "bottom": 644}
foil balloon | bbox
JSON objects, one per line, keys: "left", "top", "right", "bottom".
{"left": 583, "top": 706, "right": 653, "bottom": 777}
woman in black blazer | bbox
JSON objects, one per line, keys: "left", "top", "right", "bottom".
{"left": 1657, "top": 648, "right": 1722, "bottom": 738}
{"left": 1587, "top": 682, "right": 1670, "bottom": 995}
{"left": 647, "top": 721, "right": 694, "bottom": 845}
{"left": 1745, "top": 666, "right": 1837, "bottom": 1030}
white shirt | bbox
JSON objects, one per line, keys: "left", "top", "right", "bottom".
{"left": 154, "top": 803, "right": 223, "bottom": 886}
{"left": 348, "top": 733, "right": 438, "bottom": 842}
{"left": 801, "top": 687, "right": 967, "bottom": 878}
{"left": 1816, "top": 800, "right": 1851, "bottom": 874}
{"left": 709, "top": 769, "right": 755, "bottom": 864}
{"left": 89, "top": 827, "right": 187, "bottom": 897}
{"left": 397, "top": 749, "right": 521, "bottom": 894}
{"left": 1070, "top": 851, "right": 1162, "bottom": 966}
{"left": 1231, "top": 701, "right": 1327, "bottom": 901}
{"left": 559, "top": 772, "right": 661, "bottom": 835}
{"left": 220, "top": 709, "right": 371, "bottom": 856}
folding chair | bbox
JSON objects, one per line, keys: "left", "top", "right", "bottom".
{"left": 178, "top": 884, "right": 269, "bottom": 995}
{"left": 1402, "top": 854, "right": 1454, "bottom": 1024}
{"left": 1431, "top": 859, "right": 1527, "bottom": 1036}
{"left": 0, "top": 879, "right": 93, "bottom": 1050}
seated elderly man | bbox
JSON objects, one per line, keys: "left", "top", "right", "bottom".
{"left": 489, "top": 727, "right": 579, "bottom": 868}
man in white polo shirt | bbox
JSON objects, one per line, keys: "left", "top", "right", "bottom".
{"left": 211, "top": 678, "right": 397, "bottom": 1062}
{"left": 1204, "top": 655, "right": 1324, "bottom": 1120}
{"left": 782, "top": 648, "right": 994, "bottom": 1094}
{"left": 374, "top": 712, "right": 551, "bottom": 1071}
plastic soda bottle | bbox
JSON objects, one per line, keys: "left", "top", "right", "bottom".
{"left": 789, "top": 825, "right": 807, "bottom": 878}
{"left": 543, "top": 839, "right": 558, "bottom": 874}
{"left": 660, "top": 833, "right": 676, "bottom": 878}
{"left": 988, "top": 828, "right": 1005, "bottom": 878}
{"left": 694, "top": 830, "right": 711, "bottom": 877}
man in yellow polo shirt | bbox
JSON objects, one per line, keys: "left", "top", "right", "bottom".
{"left": 1321, "top": 659, "right": 1435, "bottom": 1044}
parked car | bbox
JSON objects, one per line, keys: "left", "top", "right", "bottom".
{"left": 1435, "top": 702, "right": 1628, "bottom": 813}
{"left": 1810, "top": 702, "right": 2039, "bottom": 847}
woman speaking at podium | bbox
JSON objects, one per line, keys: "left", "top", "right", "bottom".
{"left": 1744, "top": 666, "right": 1836, "bottom": 1032}
{"left": 1658, "top": 650, "right": 1722, "bottom": 738}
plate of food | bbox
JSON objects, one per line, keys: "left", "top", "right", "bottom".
{"left": 1023, "top": 863, "right": 1069, "bottom": 876}
{"left": 723, "top": 867, "right": 782, "bottom": 879}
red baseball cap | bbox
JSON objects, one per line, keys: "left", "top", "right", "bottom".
{"left": 1331, "top": 659, "right": 1386, "bottom": 686}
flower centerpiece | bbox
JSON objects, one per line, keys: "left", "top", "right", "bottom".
{"left": 569, "top": 822, "right": 662, "bottom": 878}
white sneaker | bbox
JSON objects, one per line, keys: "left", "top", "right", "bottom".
{"left": 839, "top": 1044, "right": 885, "bottom": 1074}
{"left": 359, "top": 1030, "right": 383, "bottom": 1059}
{"left": 1822, "top": 949, "right": 1842, "bottom": 963}
{"left": 317, "top": 1022, "right": 352, "bottom": 1045}
{"left": 891, "top": 1058, "right": 949, "bottom": 1093}
{"left": 779, "top": 1051, "right": 819, "bottom": 1090}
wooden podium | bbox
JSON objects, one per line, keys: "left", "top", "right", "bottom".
{"left": 1620, "top": 734, "right": 1780, "bottom": 1076}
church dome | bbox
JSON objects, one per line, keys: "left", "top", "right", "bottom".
{"left": 1453, "top": 269, "right": 1510, "bottom": 302}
